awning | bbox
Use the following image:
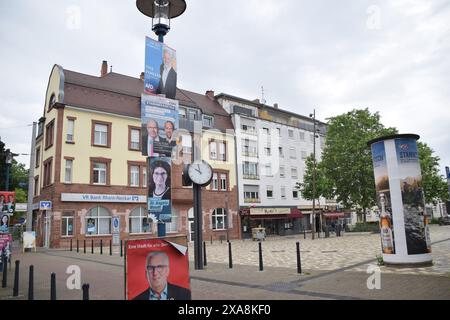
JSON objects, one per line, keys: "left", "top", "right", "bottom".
{"left": 289, "top": 208, "right": 303, "bottom": 218}
{"left": 323, "top": 212, "right": 345, "bottom": 218}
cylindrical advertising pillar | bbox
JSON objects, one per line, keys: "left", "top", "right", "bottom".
{"left": 368, "top": 134, "right": 432, "bottom": 266}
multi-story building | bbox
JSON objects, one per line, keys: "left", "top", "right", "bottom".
{"left": 32, "top": 62, "right": 239, "bottom": 248}
{"left": 215, "top": 93, "right": 327, "bottom": 238}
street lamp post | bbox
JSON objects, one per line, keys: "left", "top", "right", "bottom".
{"left": 136, "top": 0, "right": 186, "bottom": 238}
{"left": 309, "top": 110, "right": 319, "bottom": 240}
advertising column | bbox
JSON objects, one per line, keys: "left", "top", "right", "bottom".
{"left": 369, "top": 134, "right": 432, "bottom": 265}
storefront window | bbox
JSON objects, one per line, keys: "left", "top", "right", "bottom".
{"left": 62, "top": 212, "right": 74, "bottom": 236}
{"left": 129, "top": 207, "right": 152, "bottom": 234}
{"left": 86, "top": 206, "right": 111, "bottom": 235}
{"left": 212, "top": 208, "right": 227, "bottom": 230}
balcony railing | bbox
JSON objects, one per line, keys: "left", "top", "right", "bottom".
{"left": 244, "top": 198, "right": 261, "bottom": 203}
{"left": 242, "top": 151, "right": 258, "bottom": 157}
{"left": 243, "top": 174, "right": 260, "bottom": 180}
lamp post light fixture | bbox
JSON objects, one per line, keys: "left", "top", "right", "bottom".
{"left": 136, "top": 0, "right": 187, "bottom": 43}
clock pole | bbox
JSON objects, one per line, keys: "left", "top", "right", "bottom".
{"left": 193, "top": 182, "right": 203, "bottom": 270}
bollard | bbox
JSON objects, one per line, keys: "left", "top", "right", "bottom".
{"left": 203, "top": 242, "right": 207, "bottom": 266}
{"left": 110, "top": 240, "right": 112, "bottom": 256}
{"left": 210, "top": 235, "right": 212, "bottom": 245}
{"left": 100, "top": 240, "right": 103, "bottom": 255}
{"left": 77, "top": 240, "right": 79, "bottom": 253}
{"left": 228, "top": 241, "right": 233, "bottom": 269}
{"left": 304, "top": 228, "right": 306, "bottom": 240}
{"left": 258, "top": 242, "right": 263, "bottom": 271}
{"left": 50, "top": 273, "right": 56, "bottom": 300}
{"left": 91, "top": 240, "right": 94, "bottom": 254}
{"left": 325, "top": 226, "right": 330, "bottom": 238}
{"left": 28, "top": 265, "right": 34, "bottom": 300}
{"left": 220, "top": 238, "right": 222, "bottom": 244}
{"left": 84, "top": 240, "right": 86, "bottom": 254}
{"left": 120, "top": 240, "right": 123, "bottom": 257}
{"left": 70, "top": 239, "right": 73, "bottom": 252}
{"left": 296, "top": 242, "right": 302, "bottom": 274}
{"left": 82, "top": 283, "right": 90, "bottom": 300}
{"left": 2, "top": 252, "right": 7, "bottom": 288}
{"left": 13, "top": 260, "right": 20, "bottom": 296}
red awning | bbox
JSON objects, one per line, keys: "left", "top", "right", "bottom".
{"left": 289, "top": 208, "right": 303, "bottom": 218}
{"left": 323, "top": 212, "right": 345, "bottom": 218}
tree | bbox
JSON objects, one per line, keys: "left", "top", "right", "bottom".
{"left": 321, "top": 109, "right": 397, "bottom": 222}
{"left": 10, "top": 159, "right": 29, "bottom": 192}
{"left": 0, "top": 139, "right": 6, "bottom": 187}
{"left": 418, "top": 142, "right": 448, "bottom": 204}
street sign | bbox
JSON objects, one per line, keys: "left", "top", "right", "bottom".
{"left": 19, "top": 217, "right": 26, "bottom": 224}
{"left": 15, "top": 203, "right": 27, "bottom": 212}
{"left": 112, "top": 216, "right": 120, "bottom": 233}
{"left": 39, "top": 201, "right": 52, "bottom": 210}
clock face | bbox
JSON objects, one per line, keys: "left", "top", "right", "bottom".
{"left": 188, "top": 160, "right": 213, "bottom": 186}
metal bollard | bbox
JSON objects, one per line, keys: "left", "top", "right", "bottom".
{"left": 50, "top": 273, "right": 56, "bottom": 300}
{"left": 100, "top": 240, "right": 103, "bottom": 255}
{"left": 210, "top": 235, "right": 212, "bottom": 245}
{"left": 120, "top": 240, "right": 123, "bottom": 257}
{"left": 82, "top": 283, "right": 90, "bottom": 300}
{"left": 77, "top": 240, "right": 79, "bottom": 253}
{"left": 70, "top": 239, "right": 73, "bottom": 252}
{"left": 110, "top": 240, "right": 112, "bottom": 256}
{"left": 203, "top": 242, "right": 207, "bottom": 266}
{"left": 228, "top": 241, "right": 233, "bottom": 269}
{"left": 296, "top": 242, "right": 302, "bottom": 274}
{"left": 28, "top": 265, "right": 34, "bottom": 300}
{"left": 2, "top": 252, "right": 7, "bottom": 288}
{"left": 304, "top": 228, "right": 306, "bottom": 240}
{"left": 258, "top": 242, "right": 264, "bottom": 271}
{"left": 91, "top": 240, "right": 94, "bottom": 254}
{"left": 13, "top": 260, "right": 20, "bottom": 296}
{"left": 84, "top": 240, "right": 86, "bottom": 254}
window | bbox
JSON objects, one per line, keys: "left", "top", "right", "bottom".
{"left": 291, "top": 167, "right": 298, "bottom": 179}
{"left": 35, "top": 147, "right": 40, "bottom": 168}
{"left": 48, "top": 94, "right": 56, "bottom": 112}
{"left": 61, "top": 213, "right": 74, "bottom": 237}
{"left": 129, "top": 127, "right": 141, "bottom": 151}
{"left": 299, "top": 132, "right": 305, "bottom": 141}
{"left": 129, "top": 207, "right": 152, "bottom": 234}
{"left": 244, "top": 186, "right": 259, "bottom": 202}
{"left": 293, "top": 190, "right": 299, "bottom": 199}
{"left": 43, "top": 157, "right": 53, "bottom": 187}
{"left": 212, "top": 208, "right": 227, "bottom": 230}
{"left": 202, "top": 115, "right": 214, "bottom": 127}
{"left": 66, "top": 118, "right": 75, "bottom": 142}
{"left": 92, "top": 121, "right": 111, "bottom": 148}
{"left": 142, "top": 167, "right": 147, "bottom": 188}
{"left": 279, "top": 166, "right": 285, "bottom": 178}
{"left": 301, "top": 150, "right": 307, "bottom": 159}
{"left": 266, "top": 186, "right": 273, "bottom": 198}
{"left": 90, "top": 158, "right": 111, "bottom": 186}
{"left": 288, "top": 129, "right": 294, "bottom": 139}
{"left": 179, "top": 108, "right": 187, "bottom": 119}
{"left": 264, "top": 147, "right": 271, "bottom": 156}
{"left": 281, "top": 186, "right": 286, "bottom": 199}
{"left": 166, "top": 212, "right": 178, "bottom": 233}
{"left": 290, "top": 147, "right": 296, "bottom": 159}
{"left": 34, "top": 176, "right": 39, "bottom": 196}
{"left": 188, "top": 110, "right": 196, "bottom": 121}
{"left": 263, "top": 127, "right": 270, "bottom": 135}
{"left": 65, "top": 159, "right": 73, "bottom": 183}
{"left": 279, "top": 147, "right": 283, "bottom": 158}
{"left": 220, "top": 174, "right": 227, "bottom": 191}
{"left": 241, "top": 124, "right": 256, "bottom": 134}
{"left": 277, "top": 128, "right": 281, "bottom": 136}
{"left": 219, "top": 142, "right": 226, "bottom": 161}
{"left": 45, "top": 120, "right": 55, "bottom": 150}
{"left": 209, "top": 141, "right": 217, "bottom": 159}
{"left": 242, "top": 139, "right": 257, "bottom": 156}
{"left": 264, "top": 164, "right": 272, "bottom": 176}
{"left": 93, "top": 162, "right": 106, "bottom": 185}
{"left": 86, "top": 207, "right": 111, "bottom": 235}
{"left": 130, "top": 165, "right": 139, "bottom": 187}
{"left": 212, "top": 173, "right": 219, "bottom": 191}
{"left": 243, "top": 162, "right": 258, "bottom": 178}
{"left": 181, "top": 135, "right": 192, "bottom": 154}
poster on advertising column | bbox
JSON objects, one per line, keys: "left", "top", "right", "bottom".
{"left": 141, "top": 94, "right": 179, "bottom": 157}
{"left": 148, "top": 157, "right": 172, "bottom": 223}
{"left": 371, "top": 141, "right": 396, "bottom": 254}
{"left": 125, "top": 238, "right": 191, "bottom": 300}
{"left": 395, "top": 138, "right": 431, "bottom": 254}
{"left": 0, "top": 191, "right": 15, "bottom": 215}
{"left": 144, "top": 37, "right": 177, "bottom": 100}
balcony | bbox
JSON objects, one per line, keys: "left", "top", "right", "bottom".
{"left": 241, "top": 129, "right": 257, "bottom": 136}
{"left": 243, "top": 174, "right": 260, "bottom": 180}
{"left": 241, "top": 151, "right": 258, "bottom": 157}
{"left": 244, "top": 198, "right": 261, "bottom": 203}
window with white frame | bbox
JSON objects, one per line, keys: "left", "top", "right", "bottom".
{"left": 94, "top": 124, "right": 108, "bottom": 146}
{"left": 166, "top": 212, "right": 178, "bottom": 233}
{"left": 244, "top": 185, "right": 259, "bottom": 201}
{"left": 218, "top": 142, "right": 226, "bottom": 160}
{"left": 277, "top": 128, "right": 281, "bottom": 136}
{"left": 67, "top": 119, "right": 75, "bottom": 142}
{"left": 301, "top": 150, "right": 307, "bottom": 159}
{"left": 279, "top": 147, "right": 284, "bottom": 158}
{"left": 130, "top": 165, "right": 140, "bottom": 187}
{"left": 61, "top": 212, "right": 74, "bottom": 236}
{"left": 212, "top": 173, "right": 219, "bottom": 190}
{"left": 93, "top": 162, "right": 107, "bottom": 185}
{"left": 299, "top": 132, "right": 305, "bottom": 141}
{"left": 281, "top": 186, "right": 286, "bottom": 199}
{"left": 209, "top": 141, "right": 217, "bottom": 159}
{"left": 243, "top": 162, "right": 258, "bottom": 177}
{"left": 142, "top": 167, "right": 147, "bottom": 188}
{"left": 179, "top": 108, "right": 187, "bottom": 119}
{"left": 290, "top": 147, "right": 296, "bottom": 159}
{"left": 266, "top": 186, "right": 273, "bottom": 198}
{"left": 202, "top": 115, "right": 214, "bottom": 127}
{"left": 291, "top": 167, "right": 298, "bottom": 179}
{"left": 65, "top": 159, "right": 73, "bottom": 183}
{"left": 241, "top": 124, "right": 256, "bottom": 134}
{"left": 86, "top": 207, "right": 111, "bottom": 235}
{"left": 212, "top": 208, "right": 227, "bottom": 230}
{"left": 188, "top": 110, "right": 196, "bottom": 120}
{"left": 220, "top": 174, "right": 227, "bottom": 191}
{"left": 129, "top": 207, "right": 151, "bottom": 234}
{"left": 181, "top": 135, "right": 192, "bottom": 154}
{"left": 130, "top": 128, "right": 140, "bottom": 150}
{"left": 242, "top": 139, "right": 257, "bottom": 156}
{"left": 264, "top": 147, "right": 271, "bottom": 156}
{"left": 280, "top": 166, "right": 285, "bottom": 178}
{"left": 288, "top": 129, "right": 294, "bottom": 139}
{"left": 264, "top": 164, "right": 272, "bottom": 176}
{"left": 293, "top": 189, "right": 299, "bottom": 199}
{"left": 263, "top": 127, "right": 270, "bottom": 135}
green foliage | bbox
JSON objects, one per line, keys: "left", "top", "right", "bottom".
{"left": 321, "top": 109, "right": 397, "bottom": 219}
{"left": 11, "top": 159, "right": 29, "bottom": 192}
{"left": 14, "top": 187, "right": 27, "bottom": 203}
{"left": 296, "top": 155, "right": 334, "bottom": 202}
{"left": 418, "top": 142, "right": 448, "bottom": 204}
{"left": 348, "top": 222, "right": 380, "bottom": 233}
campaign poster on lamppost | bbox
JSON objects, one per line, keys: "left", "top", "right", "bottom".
{"left": 125, "top": 238, "right": 191, "bottom": 300}
{"left": 141, "top": 94, "right": 179, "bottom": 157}
{"left": 371, "top": 141, "right": 396, "bottom": 255}
{"left": 144, "top": 37, "right": 177, "bottom": 100}
{"left": 148, "top": 157, "right": 172, "bottom": 223}
{"left": 0, "top": 191, "right": 15, "bottom": 214}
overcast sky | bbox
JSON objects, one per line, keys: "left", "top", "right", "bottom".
{"left": 0, "top": 0, "right": 449, "bottom": 177}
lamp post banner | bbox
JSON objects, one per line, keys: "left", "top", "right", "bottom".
{"left": 0, "top": 191, "right": 15, "bottom": 214}
{"left": 148, "top": 157, "right": 172, "bottom": 223}
{"left": 141, "top": 94, "right": 179, "bottom": 157}
{"left": 144, "top": 37, "right": 177, "bottom": 100}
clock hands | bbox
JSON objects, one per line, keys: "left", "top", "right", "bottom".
{"left": 196, "top": 164, "right": 202, "bottom": 174}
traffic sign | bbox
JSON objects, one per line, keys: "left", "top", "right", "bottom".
{"left": 39, "top": 201, "right": 52, "bottom": 210}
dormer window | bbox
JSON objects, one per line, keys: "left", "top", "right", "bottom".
{"left": 48, "top": 94, "right": 56, "bottom": 112}
{"left": 202, "top": 115, "right": 214, "bottom": 128}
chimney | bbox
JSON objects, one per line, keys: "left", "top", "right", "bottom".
{"left": 253, "top": 99, "right": 260, "bottom": 104}
{"left": 205, "top": 90, "right": 215, "bottom": 99}
{"left": 140, "top": 72, "right": 145, "bottom": 81}
{"left": 274, "top": 103, "right": 279, "bottom": 109}
{"left": 101, "top": 60, "right": 108, "bottom": 77}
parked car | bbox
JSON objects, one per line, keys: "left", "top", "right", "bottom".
{"left": 438, "top": 216, "right": 450, "bottom": 226}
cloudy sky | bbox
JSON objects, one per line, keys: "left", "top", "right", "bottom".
{"left": 0, "top": 0, "right": 449, "bottom": 177}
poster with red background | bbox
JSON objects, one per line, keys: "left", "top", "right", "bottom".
{"left": 126, "top": 238, "right": 190, "bottom": 300}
